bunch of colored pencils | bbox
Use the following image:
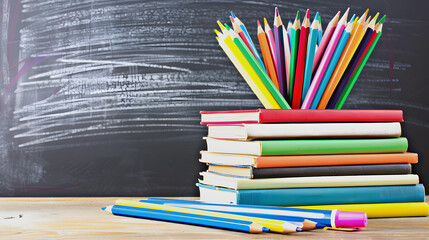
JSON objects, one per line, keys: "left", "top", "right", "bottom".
{"left": 216, "top": 8, "right": 385, "bottom": 109}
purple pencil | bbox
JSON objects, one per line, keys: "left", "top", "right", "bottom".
{"left": 301, "top": 8, "right": 349, "bottom": 109}
{"left": 273, "top": 7, "right": 286, "bottom": 97}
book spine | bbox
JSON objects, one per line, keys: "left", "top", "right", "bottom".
{"left": 252, "top": 164, "right": 412, "bottom": 178}
{"left": 258, "top": 109, "right": 404, "bottom": 123}
{"left": 237, "top": 184, "right": 425, "bottom": 206}
{"left": 260, "top": 137, "right": 408, "bottom": 155}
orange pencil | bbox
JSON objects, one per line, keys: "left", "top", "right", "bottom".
{"left": 317, "top": 10, "right": 370, "bottom": 109}
{"left": 257, "top": 20, "right": 279, "bottom": 89}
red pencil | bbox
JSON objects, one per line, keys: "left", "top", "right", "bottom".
{"left": 292, "top": 9, "right": 310, "bottom": 109}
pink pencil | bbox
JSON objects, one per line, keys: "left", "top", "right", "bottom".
{"left": 312, "top": 11, "right": 340, "bottom": 73}
{"left": 264, "top": 18, "right": 278, "bottom": 75}
{"left": 301, "top": 8, "right": 349, "bottom": 109}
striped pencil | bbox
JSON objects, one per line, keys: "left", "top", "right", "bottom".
{"left": 301, "top": 8, "right": 349, "bottom": 109}
{"left": 231, "top": 16, "right": 254, "bottom": 58}
{"left": 103, "top": 205, "right": 269, "bottom": 233}
{"left": 257, "top": 20, "right": 279, "bottom": 89}
{"left": 289, "top": 11, "right": 301, "bottom": 101}
{"left": 282, "top": 26, "right": 292, "bottom": 97}
{"left": 312, "top": 11, "right": 340, "bottom": 73}
{"left": 334, "top": 15, "right": 385, "bottom": 109}
{"left": 317, "top": 15, "right": 323, "bottom": 45}
{"left": 115, "top": 199, "right": 302, "bottom": 233}
{"left": 309, "top": 15, "right": 355, "bottom": 109}
{"left": 231, "top": 11, "right": 267, "bottom": 72}
{"left": 215, "top": 26, "right": 280, "bottom": 109}
{"left": 264, "top": 18, "right": 278, "bottom": 75}
{"left": 292, "top": 9, "right": 310, "bottom": 109}
{"left": 328, "top": 13, "right": 379, "bottom": 108}
{"left": 302, "top": 12, "right": 320, "bottom": 102}
{"left": 224, "top": 23, "right": 291, "bottom": 109}
{"left": 273, "top": 7, "right": 287, "bottom": 97}
{"left": 317, "top": 9, "right": 370, "bottom": 109}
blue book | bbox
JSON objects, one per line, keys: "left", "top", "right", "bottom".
{"left": 197, "top": 183, "right": 425, "bottom": 206}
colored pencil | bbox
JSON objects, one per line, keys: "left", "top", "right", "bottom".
{"left": 257, "top": 20, "right": 279, "bottom": 89}
{"left": 312, "top": 11, "right": 340, "bottom": 73}
{"left": 289, "top": 11, "right": 301, "bottom": 101}
{"left": 307, "top": 15, "right": 355, "bottom": 109}
{"left": 215, "top": 26, "right": 280, "bottom": 109}
{"left": 282, "top": 26, "right": 291, "bottom": 97}
{"left": 328, "top": 13, "right": 378, "bottom": 109}
{"left": 292, "top": 9, "right": 310, "bottom": 108}
{"left": 302, "top": 12, "right": 319, "bottom": 103}
{"left": 103, "top": 204, "right": 269, "bottom": 233}
{"left": 301, "top": 8, "right": 349, "bottom": 109}
{"left": 287, "top": 21, "right": 293, "bottom": 48}
{"left": 231, "top": 16, "right": 254, "bottom": 58}
{"left": 115, "top": 199, "right": 302, "bottom": 233}
{"left": 264, "top": 18, "right": 278, "bottom": 75}
{"left": 273, "top": 7, "right": 287, "bottom": 97}
{"left": 231, "top": 11, "right": 266, "bottom": 72}
{"left": 225, "top": 23, "right": 291, "bottom": 109}
{"left": 317, "top": 9, "right": 370, "bottom": 109}
{"left": 317, "top": 15, "right": 323, "bottom": 45}
{"left": 334, "top": 15, "right": 385, "bottom": 109}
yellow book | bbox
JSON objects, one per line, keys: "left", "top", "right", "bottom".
{"left": 289, "top": 202, "right": 429, "bottom": 218}
{"left": 115, "top": 199, "right": 296, "bottom": 233}
{"left": 220, "top": 35, "right": 281, "bottom": 109}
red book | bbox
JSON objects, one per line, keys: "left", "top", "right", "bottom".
{"left": 200, "top": 109, "right": 404, "bottom": 124}
{"left": 292, "top": 10, "right": 310, "bottom": 109}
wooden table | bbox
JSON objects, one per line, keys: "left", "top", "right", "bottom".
{"left": 1, "top": 197, "right": 428, "bottom": 239}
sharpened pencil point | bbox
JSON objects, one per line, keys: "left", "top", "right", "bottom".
{"left": 263, "top": 17, "right": 268, "bottom": 26}
{"left": 229, "top": 16, "right": 234, "bottom": 23}
{"left": 101, "top": 207, "right": 106, "bottom": 210}
{"left": 296, "top": 227, "right": 303, "bottom": 232}
{"left": 214, "top": 29, "right": 220, "bottom": 34}
{"left": 305, "top": 9, "right": 310, "bottom": 18}
{"left": 217, "top": 20, "right": 225, "bottom": 30}
{"left": 224, "top": 23, "right": 231, "bottom": 31}
{"left": 230, "top": 11, "right": 236, "bottom": 19}
{"left": 275, "top": 7, "right": 279, "bottom": 16}
{"left": 262, "top": 227, "right": 270, "bottom": 232}
{"left": 378, "top": 14, "right": 386, "bottom": 24}
{"left": 257, "top": 20, "right": 261, "bottom": 27}
{"left": 373, "top": 12, "right": 379, "bottom": 22}
{"left": 364, "top": 8, "right": 369, "bottom": 16}
{"left": 314, "top": 12, "right": 319, "bottom": 22}
{"left": 296, "top": 11, "right": 300, "bottom": 20}
{"left": 349, "top": 14, "right": 356, "bottom": 23}
{"left": 318, "top": 15, "right": 321, "bottom": 23}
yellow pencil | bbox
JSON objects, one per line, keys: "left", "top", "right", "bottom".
{"left": 115, "top": 199, "right": 300, "bottom": 233}
{"left": 317, "top": 9, "right": 369, "bottom": 109}
{"left": 215, "top": 23, "right": 281, "bottom": 109}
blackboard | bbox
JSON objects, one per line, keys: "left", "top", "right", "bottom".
{"left": 0, "top": 0, "right": 427, "bottom": 196}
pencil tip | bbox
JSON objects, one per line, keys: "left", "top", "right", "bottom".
{"left": 214, "top": 29, "right": 220, "bottom": 34}
{"left": 345, "top": 8, "right": 350, "bottom": 14}
{"left": 314, "top": 12, "right": 319, "bottom": 21}
{"left": 318, "top": 14, "right": 321, "bottom": 23}
{"left": 217, "top": 20, "right": 225, "bottom": 30}
{"left": 296, "top": 11, "right": 300, "bottom": 20}
{"left": 229, "top": 16, "right": 234, "bottom": 23}
{"left": 378, "top": 14, "right": 386, "bottom": 24}
{"left": 364, "top": 8, "right": 369, "bottom": 16}
{"left": 257, "top": 20, "right": 261, "bottom": 27}
{"left": 264, "top": 17, "right": 268, "bottom": 25}
{"left": 306, "top": 9, "right": 310, "bottom": 18}
{"left": 275, "top": 7, "right": 279, "bottom": 16}
{"left": 224, "top": 23, "right": 231, "bottom": 31}
{"left": 373, "top": 12, "right": 379, "bottom": 22}
{"left": 230, "top": 11, "right": 236, "bottom": 19}
{"left": 101, "top": 207, "right": 106, "bottom": 210}
{"left": 296, "top": 227, "right": 303, "bottom": 232}
{"left": 349, "top": 14, "right": 356, "bottom": 23}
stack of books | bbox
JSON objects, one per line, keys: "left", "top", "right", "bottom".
{"left": 197, "top": 109, "right": 428, "bottom": 218}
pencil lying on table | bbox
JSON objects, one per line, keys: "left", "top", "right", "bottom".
{"left": 103, "top": 204, "right": 269, "bottom": 233}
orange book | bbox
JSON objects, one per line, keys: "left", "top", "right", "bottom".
{"left": 200, "top": 151, "right": 418, "bottom": 168}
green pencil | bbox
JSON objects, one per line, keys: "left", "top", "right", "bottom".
{"left": 334, "top": 15, "right": 385, "bottom": 109}
{"left": 289, "top": 11, "right": 301, "bottom": 102}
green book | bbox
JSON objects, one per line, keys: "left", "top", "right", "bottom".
{"left": 204, "top": 137, "right": 408, "bottom": 156}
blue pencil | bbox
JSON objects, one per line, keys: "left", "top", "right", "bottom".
{"left": 302, "top": 12, "right": 319, "bottom": 102}
{"left": 103, "top": 204, "right": 269, "bottom": 233}
{"left": 317, "top": 15, "right": 323, "bottom": 45}
{"left": 309, "top": 14, "right": 355, "bottom": 109}
{"left": 231, "top": 11, "right": 266, "bottom": 72}
{"left": 143, "top": 198, "right": 367, "bottom": 228}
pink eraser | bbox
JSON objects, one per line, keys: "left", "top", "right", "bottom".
{"left": 334, "top": 210, "right": 368, "bottom": 228}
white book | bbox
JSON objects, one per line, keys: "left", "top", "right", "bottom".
{"left": 199, "top": 171, "right": 419, "bottom": 190}
{"left": 207, "top": 122, "right": 402, "bottom": 140}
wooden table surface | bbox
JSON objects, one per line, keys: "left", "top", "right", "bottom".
{"left": 1, "top": 197, "right": 428, "bottom": 239}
